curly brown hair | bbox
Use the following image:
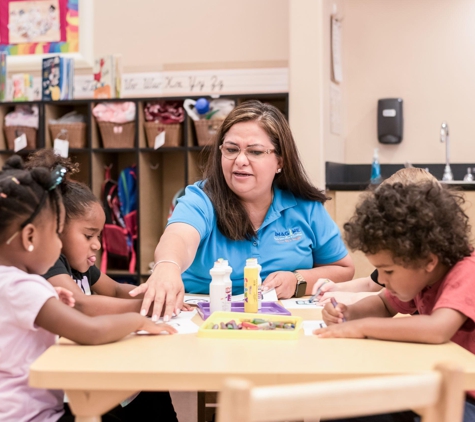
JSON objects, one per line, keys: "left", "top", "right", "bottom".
{"left": 343, "top": 182, "right": 473, "bottom": 268}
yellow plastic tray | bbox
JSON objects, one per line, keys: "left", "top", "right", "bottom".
{"left": 197, "top": 311, "right": 302, "bottom": 340}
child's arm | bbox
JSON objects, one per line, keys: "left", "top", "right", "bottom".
{"left": 47, "top": 274, "right": 144, "bottom": 316}
{"left": 92, "top": 273, "right": 142, "bottom": 299}
{"left": 35, "top": 297, "right": 176, "bottom": 345}
{"left": 313, "top": 276, "right": 383, "bottom": 305}
{"left": 317, "top": 307, "right": 467, "bottom": 344}
{"left": 318, "top": 293, "right": 468, "bottom": 344}
{"left": 314, "top": 276, "right": 381, "bottom": 295}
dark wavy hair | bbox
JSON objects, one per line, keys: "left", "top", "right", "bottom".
{"left": 343, "top": 182, "right": 472, "bottom": 268}
{"left": 203, "top": 100, "right": 327, "bottom": 240}
{"left": 25, "top": 149, "right": 100, "bottom": 222}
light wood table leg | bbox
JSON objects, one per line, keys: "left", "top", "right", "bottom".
{"left": 66, "top": 389, "right": 137, "bottom": 422}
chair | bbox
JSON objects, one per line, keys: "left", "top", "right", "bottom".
{"left": 216, "top": 362, "right": 465, "bottom": 422}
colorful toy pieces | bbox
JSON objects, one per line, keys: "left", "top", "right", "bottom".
{"left": 211, "top": 318, "right": 296, "bottom": 330}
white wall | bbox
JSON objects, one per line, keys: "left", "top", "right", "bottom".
{"left": 94, "top": 0, "right": 289, "bottom": 71}
{"left": 342, "top": 0, "right": 475, "bottom": 165}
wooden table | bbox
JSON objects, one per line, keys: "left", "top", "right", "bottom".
{"left": 29, "top": 307, "right": 475, "bottom": 421}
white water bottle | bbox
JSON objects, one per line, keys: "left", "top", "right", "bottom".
{"left": 209, "top": 258, "right": 232, "bottom": 313}
{"left": 257, "top": 262, "right": 263, "bottom": 310}
{"left": 220, "top": 259, "right": 233, "bottom": 312}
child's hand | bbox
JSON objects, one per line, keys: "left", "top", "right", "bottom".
{"left": 181, "top": 303, "right": 194, "bottom": 311}
{"left": 138, "top": 320, "right": 178, "bottom": 335}
{"left": 313, "top": 320, "right": 365, "bottom": 339}
{"left": 322, "top": 301, "right": 348, "bottom": 325}
{"left": 312, "top": 278, "right": 336, "bottom": 299}
{"left": 54, "top": 287, "right": 75, "bottom": 307}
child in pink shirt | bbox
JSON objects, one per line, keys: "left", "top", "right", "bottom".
{"left": 0, "top": 155, "right": 175, "bottom": 422}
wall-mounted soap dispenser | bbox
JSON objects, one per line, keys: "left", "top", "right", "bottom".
{"left": 377, "top": 98, "right": 403, "bottom": 144}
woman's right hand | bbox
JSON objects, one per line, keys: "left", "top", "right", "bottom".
{"left": 129, "top": 263, "right": 185, "bottom": 322}
{"left": 322, "top": 301, "right": 348, "bottom": 326}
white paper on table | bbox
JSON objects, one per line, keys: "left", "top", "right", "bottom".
{"left": 263, "top": 288, "right": 278, "bottom": 302}
{"left": 136, "top": 309, "right": 199, "bottom": 335}
{"left": 280, "top": 299, "right": 324, "bottom": 310}
{"left": 303, "top": 320, "right": 326, "bottom": 336}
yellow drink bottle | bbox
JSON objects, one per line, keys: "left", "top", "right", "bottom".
{"left": 244, "top": 258, "right": 259, "bottom": 313}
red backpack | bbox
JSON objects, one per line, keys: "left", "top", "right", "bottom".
{"left": 100, "top": 165, "right": 136, "bottom": 273}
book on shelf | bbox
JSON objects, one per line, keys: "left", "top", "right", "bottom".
{"left": 0, "top": 52, "right": 6, "bottom": 102}
{"left": 12, "top": 73, "right": 33, "bottom": 102}
{"left": 93, "top": 54, "right": 122, "bottom": 99}
{"left": 42, "top": 56, "right": 75, "bottom": 101}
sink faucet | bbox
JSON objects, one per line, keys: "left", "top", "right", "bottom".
{"left": 440, "top": 122, "right": 453, "bottom": 181}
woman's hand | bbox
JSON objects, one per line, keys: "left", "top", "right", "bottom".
{"left": 129, "top": 263, "right": 185, "bottom": 322}
{"left": 322, "top": 300, "right": 348, "bottom": 325}
{"left": 313, "top": 320, "right": 365, "bottom": 339}
{"left": 54, "top": 286, "right": 75, "bottom": 307}
{"left": 137, "top": 320, "right": 178, "bottom": 335}
{"left": 262, "top": 271, "right": 297, "bottom": 299}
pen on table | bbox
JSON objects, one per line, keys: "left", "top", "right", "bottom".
{"left": 330, "top": 297, "right": 346, "bottom": 322}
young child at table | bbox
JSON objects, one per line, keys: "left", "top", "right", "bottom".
{"left": 25, "top": 149, "right": 180, "bottom": 421}
{"left": 313, "top": 168, "right": 439, "bottom": 306}
{"left": 315, "top": 181, "right": 475, "bottom": 422}
{"left": 0, "top": 156, "right": 176, "bottom": 422}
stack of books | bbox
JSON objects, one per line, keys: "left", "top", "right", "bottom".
{"left": 42, "top": 56, "right": 74, "bottom": 101}
{"left": 93, "top": 54, "right": 122, "bottom": 99}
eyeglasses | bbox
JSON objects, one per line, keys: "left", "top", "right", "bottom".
{"left": 5, "top": 165, "right": 66, "bottom": 245}
{"left": 219, "top": 142, "right": 275, "bottom": 162}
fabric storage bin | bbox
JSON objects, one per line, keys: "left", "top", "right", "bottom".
{"left": 49, "top": 122, "right": 87, "bottom": 148}
{"left": 194, "top": 119, "right": 224, "bottom": 146}
{"left": 97, "top": 121, "right": 135, "bottom": 148}
{"left": 144, "top": 122, "right": 182, "bottom": 148}
{"left": 4, "top": 126, "right": 37, "bottom": 150}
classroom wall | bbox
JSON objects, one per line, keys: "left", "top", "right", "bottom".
{"left": 93, "top": 0, "right": 289, "bottom": 72}
{"left": 342, "top": 0, "right": 475, "bottom": 165}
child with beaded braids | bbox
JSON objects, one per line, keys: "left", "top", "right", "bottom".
{"left": 0, "top": 155, "right": 176, "bottom": 422}
{"left": 315, "top": 181, "right": 475, "bottom": 422}
{"left": 26, "top": 149, "right": 179, "bottom": 421}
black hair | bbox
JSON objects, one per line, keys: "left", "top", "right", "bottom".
{"left": 344, "top": 182, "right": 473, "bottom": 268}
{"left": 0, "top": 155, "right": 62, "bottom": 242}
{"left": 25, "top": 149, "right": 99, "bottom": 222}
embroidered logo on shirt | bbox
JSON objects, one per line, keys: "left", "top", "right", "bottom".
{"left": 274, "top": 227, "right": 302, "bottom": 243}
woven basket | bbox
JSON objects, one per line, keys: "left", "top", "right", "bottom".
{"left": 49, "top": 122, "right": 87, "bottom": 149}
{"left": 194, "top": 119, "right": 224, "bottom": 146}
{"left": 97, "top": 121, "right": 135, "bottom": 148}
{"left": 4, "top": 126, "right": 37, "bottom": 150}
{"left": 144, "top": 122, "right": 182, "bottom": 148}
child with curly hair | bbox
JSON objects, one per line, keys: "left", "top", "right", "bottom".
{"left": 313, "top": 167, "right": 440, "bottom": 306}
{"left": 315, "top": 181, "right": 475, "bottom": 422}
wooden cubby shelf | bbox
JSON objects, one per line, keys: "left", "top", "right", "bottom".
{"left": 0, "top": 93, "right": 288, "bottom": 283}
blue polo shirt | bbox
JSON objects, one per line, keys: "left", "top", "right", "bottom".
{"left": 167, "top": 182, "right": 348, "bottom": 294}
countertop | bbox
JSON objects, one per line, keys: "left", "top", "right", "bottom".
{"left": 326, "top": 162, "right": 475, "bottom": 191}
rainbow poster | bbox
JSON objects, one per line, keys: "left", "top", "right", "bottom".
{"left": 0, "top": 0, "right": 78, "bottom": 56}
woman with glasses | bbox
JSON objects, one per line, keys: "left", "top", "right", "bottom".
{"left": 131, "top": 100, "right": 354, "bottom": 322}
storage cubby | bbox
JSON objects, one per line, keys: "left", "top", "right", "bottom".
{"left": 0, "top": 94, "right": 288, "bottom": 283}
{"left": 44, "top": 102, "right": 89, "bottom": 149}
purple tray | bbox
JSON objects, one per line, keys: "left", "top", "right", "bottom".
{"left": 197, "top": 301, "right": 291, "bottom": 320}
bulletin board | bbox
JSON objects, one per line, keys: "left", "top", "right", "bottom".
{"left": 0, "top": 0, "right": 78, "bottom": 56}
